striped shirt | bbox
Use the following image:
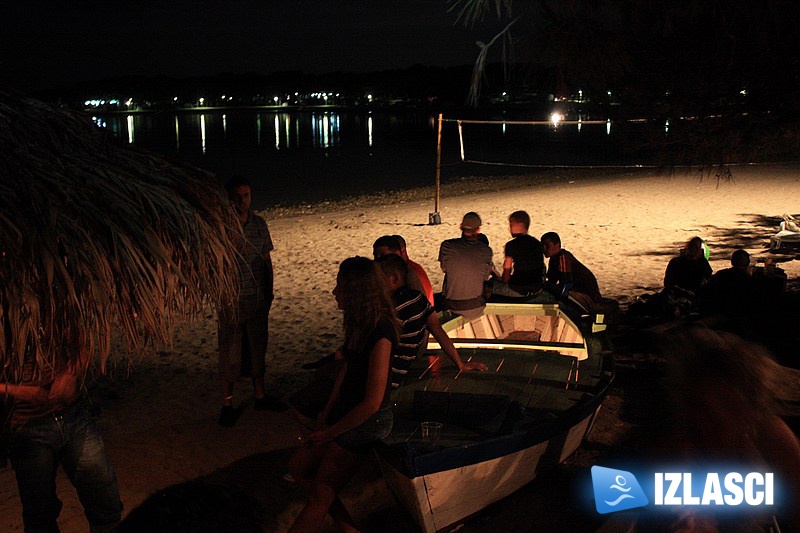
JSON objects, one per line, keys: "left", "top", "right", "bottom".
{"left": 236, "top": 211, "right": 274, "bottom": 311}
{"left": 391, "top": 286, "right": 434, "bottom": 388}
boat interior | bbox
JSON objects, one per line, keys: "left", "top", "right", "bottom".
{"left": 385, "top": 304, "right": 610, "bottom": 449}
{"left": 429, "top": 302, "right": 589, "bottom": 360}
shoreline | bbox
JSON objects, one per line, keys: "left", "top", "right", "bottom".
{"left": 261, "top": 167, "right": 642, "bottom": 220}
{"left": 260, "top": 162, "right": 795, "bottom": 220}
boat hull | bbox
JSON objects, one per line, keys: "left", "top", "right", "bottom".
{"left": 377, "top": 405, "right": 601, "bottom": 532}
{"left": 375, "top": 301, "right": 613, "bottom": 532}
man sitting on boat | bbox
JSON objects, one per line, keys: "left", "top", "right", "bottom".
{"left": 487, "top": 211, "right": 546, "bottom": 300}
{"left": 541, "top": 231, "right": 603, "bottom": 312}
{"left": 373, "top": 235, "right": 429, "bottom": 301}
{"left": 376, "top": 254, "right": 487, "bottom": 387}
{"left": 438, "top": 212, "right": 494, "bottom": 320}
{"left": 391, "top": 234, "right": 435, "bottom": 306}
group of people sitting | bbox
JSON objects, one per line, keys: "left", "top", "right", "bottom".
{"left": 636, "top": 235, "right": 781, "bottom": 320}
{"left": 437, "top": 210, "right": 604, "bottom": 319}
{"left": 285, "top": 210, "right": 605, "bottom": 531}
{"left": 290, "top": 211, "right": 798, "bottom": 530}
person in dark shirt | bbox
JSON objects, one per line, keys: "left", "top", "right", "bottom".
{"left": 287, "top": 257, "right": 398, "bottom": 532}
{"left": 699, "top": 249, "right": 756, "bottom": 317}
{"left": 490, "top": 210, "right": 545, "bottom": 298}
{"left": 661, "top": 236, "right": 713, "bottom": 318}
{"left": 664, "top": 237, "right": 712, "bottom": 296}
{"left": 541, "top": 231, "right": 602, "bottom": 312}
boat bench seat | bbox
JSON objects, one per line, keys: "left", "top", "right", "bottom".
{"left": 412, "top": 390, "right": 514, "bottom": 435}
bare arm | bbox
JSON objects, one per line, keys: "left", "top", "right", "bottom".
{"left": 307, "top": 338, "right": 392, "bottom": 444}
{"left": 501, "top": 256, "right": 513, "bottom": 283}
{"left": 427, "top": 313, "right": 488, "bottom": 372}
{"left": 2, "top": 383, "right": 49, "bottom": 404}
{"left": 2, "top": 363, "right": 78, "bottom": 406}
{"left": 264, "top": 251, "right": 274, "bottom": 303}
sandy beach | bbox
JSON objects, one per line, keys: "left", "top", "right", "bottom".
{"left": 1, "top": 165, "right": 798, "bottom": 532}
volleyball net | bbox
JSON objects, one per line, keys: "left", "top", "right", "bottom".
{"left": 439, "top": 116, "right": 657, "bottom": 170}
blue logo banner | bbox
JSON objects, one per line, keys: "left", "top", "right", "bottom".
{"left": 591, "top": 466, "right": 649, "bottom": 514}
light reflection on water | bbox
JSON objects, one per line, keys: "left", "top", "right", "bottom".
{"left": 200, "top": 114, "right": 206, "bottom": 154}
{"left": 97, "top": 110, "right": 628, "bottom": 208}
{"left": 109, "top": 110, "right": 620, "bottom": 154}
{"left": 126, "top": 115, "right": 134, "bottom": 144}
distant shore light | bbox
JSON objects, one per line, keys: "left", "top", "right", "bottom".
{"left": 550, "top": 112, "right": 563, "bottom": 125}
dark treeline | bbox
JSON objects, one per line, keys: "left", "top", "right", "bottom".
{"left": 38, "top": 65, "right": 480, "bottom": 108}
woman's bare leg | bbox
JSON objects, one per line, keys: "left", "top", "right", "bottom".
{"left": 288, "top": 442, "right": 362, "bottom": 533}
{"left": 288, "top": 443, "right": 328, "bottom": 490}
{"left": 329, "top": 495, "right": 359, "bottom": 533}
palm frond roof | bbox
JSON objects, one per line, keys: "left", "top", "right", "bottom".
{"left": 0, "top": 89, "right": 239, "bottom": 381}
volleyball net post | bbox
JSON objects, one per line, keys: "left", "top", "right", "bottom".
{"left": 429, "top": 113, "right": 443, "bottom": 225}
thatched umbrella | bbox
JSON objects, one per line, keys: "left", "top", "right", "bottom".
{"left": 0, "top": 88, "right": 239, "bottom": 382}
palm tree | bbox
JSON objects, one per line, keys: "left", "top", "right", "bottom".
{"left": 0, "top": 88, "right": 240, "bottom": 382}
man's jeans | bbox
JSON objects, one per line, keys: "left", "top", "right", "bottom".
{"left": 7, "top": 402, "right": 122, "bottom": 533}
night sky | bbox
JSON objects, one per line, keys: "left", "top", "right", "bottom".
{"left": 2, "top": 1, "right": 483, "bottom": 92}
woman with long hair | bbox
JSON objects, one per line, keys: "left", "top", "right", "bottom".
{"left": 288, "top": 257, "right": 399, "bottom": 532}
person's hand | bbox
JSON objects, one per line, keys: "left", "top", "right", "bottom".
{"left": 304, "top": 428, "right": 334, "bottom": 446}
{"left": 48, "top": 369, "right": 77, "bottom": 404}
{"left": 462, "top": 361, "right": 488, "bottom": 372}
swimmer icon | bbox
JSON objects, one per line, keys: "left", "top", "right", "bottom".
{"left": 591, "top": 466, "right": 649, "bottom": 514}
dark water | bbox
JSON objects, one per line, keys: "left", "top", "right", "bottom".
{"left": 96, "top": 109, "right": 631, "bottom": 210}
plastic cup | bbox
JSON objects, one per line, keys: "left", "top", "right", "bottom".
{"left": 420, "top": 421, "right": 442, "bottom": 444}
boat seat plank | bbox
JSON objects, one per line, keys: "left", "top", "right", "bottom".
{"left": 443, "top": 337, "right": 586, "bottom": 355}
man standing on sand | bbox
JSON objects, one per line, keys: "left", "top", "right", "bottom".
{"left": 490, "top": 210, "right": 545, "bottom": 299}
{"left": 438, "top": 212, "right": 494, "bottom": 320}
{"left": 218, "top": 176, "right": 285, "bottom": 427}
{"left": 2, "top": 351, "right": 123, "bottom": 532}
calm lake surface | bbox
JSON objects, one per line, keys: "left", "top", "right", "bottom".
{"left": 96, "top": 109, "right": 632, "bottom": 210}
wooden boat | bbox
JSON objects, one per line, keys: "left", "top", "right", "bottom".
{"left": 374, "top": 300, "right": 614, "bottom": 532}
